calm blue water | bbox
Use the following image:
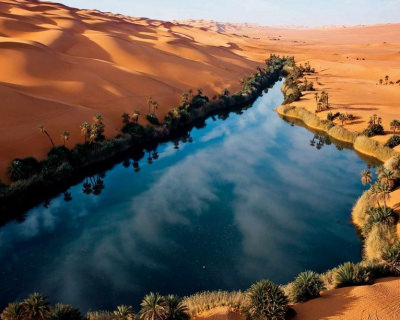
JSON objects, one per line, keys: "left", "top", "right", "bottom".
{"left": 0, "top": 81, "right": 373, "bottom": 311}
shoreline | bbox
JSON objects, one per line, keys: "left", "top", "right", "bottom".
{"left": 275, "top": 104, "right": 398, "bottom": 163}
{"left": 0, "top": 56, "right": 288, "bottom": 223}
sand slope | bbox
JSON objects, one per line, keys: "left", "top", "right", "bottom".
{"left": 193, "top": 278, "right": 400, "bottom": 320}
{"left": 0, "top": 0, "right": 263, "bottom": 181}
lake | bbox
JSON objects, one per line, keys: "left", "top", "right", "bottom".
{"left": 0, "top": 80, "right": 374, "bottom": 311}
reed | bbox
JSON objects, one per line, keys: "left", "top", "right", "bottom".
{"left": 354, "top": 136, "right": 396, "bottom": 162}
{"left": 182, "top": 291, "right": 248, "bottom": 316}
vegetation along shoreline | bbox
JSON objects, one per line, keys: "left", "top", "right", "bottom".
{"left": 0, "top": 55, "right": 290, "bottom": 223}
{"left": 1, "top": 57, "right": 400, "bottom": 320}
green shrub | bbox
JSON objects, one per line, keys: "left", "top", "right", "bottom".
{"left": 363, "top": 124, "right": 384, "bottom": 137}
{"left": 146, "top": 113, "right": 160, "bottom": 125}
{"left": 385, "top": 135, "right": 400, "bottom": 148}
{"left": 382, "top": 242, "right": 400, "bottom": 269}
{"left": 7, "top": 157, "right": 41, "bottom": 182}
{"left": 290, "top": 271, "right": 325, "bottom": 302}
{"left": 246, "top": 280, "right": 288, "bottom": 320}
{"left": 49, "top": 303, "right": 84, "bottom": 320}
{"left": 363, "top": 207, "right": 398, "bottom": 233}
{"left": 335, "top": 262, "right": 372, "bottom": 288}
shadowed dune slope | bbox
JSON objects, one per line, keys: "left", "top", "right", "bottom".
{"left": 0, "top": 0, "right": 262, "bottom": 181}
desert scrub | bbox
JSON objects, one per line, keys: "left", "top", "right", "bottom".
{"left": 385, "top": 135, "right": 400, "bottom": 148}
{"left": 363, "top": 207, "right": 398, "bottom": 234}
{"left": 245, "top": 280, "right": 288, "bottom": 320}
{"left": 182, "top": 291, "right": 247, "bottom": 316}
{"left": 354, "top": 136, "right": 396, "bottom": 162}
{"left": 352, "top": 191, "right": 373, "bottom": 227}
{"left": 382, "top": 242, "right": 400, "bottom": 272}
{"left": 334, "top": 262, "right": 372, "bottom": 288}
{"left": 327, "top": 125, "right": 358, "bottom": 143}
{"left": 87, "top": 311, "right": 114, "bottom": 320}
{"left": 364, "top": 223, "right": 397, "bottom": 261}
{"left": 290, "top": 271, "right": 325, "bottom": 303}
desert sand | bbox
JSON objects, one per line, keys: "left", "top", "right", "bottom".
{"left": 193, "top": 278, "right": 400, "bottom": 320}
{"left": 1, "top": 1, "right": 400, "bottom": 183}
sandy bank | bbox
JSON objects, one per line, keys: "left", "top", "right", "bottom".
{"left": 192, "top": 278, "right": 400, "bottom": 320}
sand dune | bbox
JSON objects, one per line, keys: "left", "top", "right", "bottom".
{"left": 0, "top": 1, "right": 400, "bottom": 186}
{"left": 0, "top": 0, "right": 260, "bottom": 182}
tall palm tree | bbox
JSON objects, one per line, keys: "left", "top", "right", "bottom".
{"left": 152, "top": 101, "right": 159, "bottom": 115}
{"left": 380, "top": 168, "right": 395, "bottom": 189}
{"left": 146, "top": 95, "right": 153, "bottom": 113}
{"left": 165, "top": 295, "right": 189, "bottom": 320}
{"left": 132, "top": 110, "right": 141, "bottom": 124}
{"left": 60, "top": 131, "right": 70, "bottom": 146}
{"left": 138, "top": 292, "right": 167, "bottom": 320}
{"left": 113, "top": 305, "right": 135, "bottom": 320}
{"left": 339, "top": 113, "right": 346, "bottom": 126}
{"left": 39, "top": 124, "right": 55, "bottom": 147}
{"left": 80, "top": 122, "right": 90, "bottom": 143}
{"left": 1, "top": 302, "right": 24, "bottom": 320}
{"left": 390, "top": 119, "right": 400, "bottom": 134}
{"left": 361, "top": 169, "right": 372, "bottom": 186}
{"left": 21, "top": 293, "right": 51, "bottom": 320}
{"left": 314, "top": 92, "right": 319, "bottom": 104}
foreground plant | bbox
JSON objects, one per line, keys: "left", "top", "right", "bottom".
{"left": 139, "top": 292, "right": 167, "bottom": 320}
{"left": 290, "top": 271, "right": 325, "bottom": 303}
{"left": 113, "top": 305, "right": 135, "bottom": 320}
{"left": 49, "top": 303, "right": 84, "bottom": 320}
{"left": 165, "top": 295, "right": 189, "bottom": 320}
{"left": 0, "top": 302, "right": 24, "bottom": 320}
{"left": 246, "top": 280, "right": 288, "bottom": 320}
{"left": 335, "top": 262, "right": 371, "bottom": 288}
{"left": 21, "top": 293, "right": 51, "bottom": 320}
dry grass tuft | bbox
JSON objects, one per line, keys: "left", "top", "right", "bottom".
{"left": 182, "top": 291, "right": 248, "bottom": 316}
{"left": 328, "top": 125, "right": 358, "bottom": 143}
{"left": 354, "top": 136, "right": 396, "bottom": 162}
{"left": 352, "top": 191, "right": 373, "bottom": 227}
{"left": 364, "top": 224, "right": 397, "bottom": 261}
{"left": 87, "top": 311, "right": 114, "bottom": 320}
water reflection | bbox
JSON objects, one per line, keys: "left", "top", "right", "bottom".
{"left": 0, "top": 81, "right": 375, "bottom": 311}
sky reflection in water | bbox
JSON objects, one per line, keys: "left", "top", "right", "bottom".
{"left": 0, "top": 81, "right": 371, "bottom": 311}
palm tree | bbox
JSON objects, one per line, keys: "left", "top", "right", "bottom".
{"left": 377, "top": 182, "right": 391, "bottom": 209}
{"left": 152, "top": 101, "right": 159, "bottom": 115}
{"left": 138, "top": 292, "right": 167, "bottom": 320}
{"left": 1, "top": 302, "right": 24, "bottom": 320}
{"left": 146, "top": 95, "right": 153, "bottom": 113}
{"left": 132, "top": 110, "right": 141, "bottom": 124}
{"left": 379, "top": 79, "right": 383, "bottom": 85}
{"left": 380, "top": 168, "right": 395, "bottom": 189}
{"left": 80, "top": 122, "right": 90, "bottom": 143}
{"left": 385, "top": 75, "right": 389, "bottom": 85}
{"left": 390, "top": 119, "right": 400, "bottom": 134}
{"left": 165, "top": 295, "right": 189, "bottom": 320}
{"left": 49, "top": 303, "right": 83, "bottom": 320}
{"left": 39, "top": 124, "right": 55, "bottom": 147}
{"left": 113, "top": 305, "right": 135, "bottom": 320}
{"left": 314, "top": 92, "right": 319, "bottom": 104}
{"left": 361, "top": 169, "right": 372, "bottom": 186}
{"left": 60, "top": 131, "right": 70, "bottom": 146}
{"left": 339, "top": 113, "right": 346, "bottom": 126}
{"left": 21, "top": 293, "right": 51, "bottom": 320}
